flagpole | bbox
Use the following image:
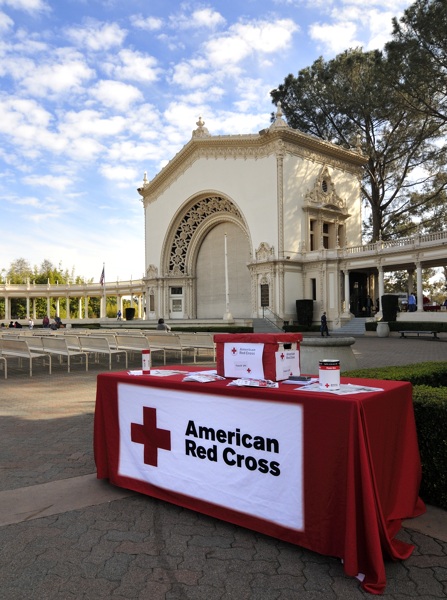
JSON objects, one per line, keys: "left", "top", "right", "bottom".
{"left": 102, "top": 263, "right": 106, "bottom": 319}
{"left": 223, "top": 233, "right": 233, "bottom": 321}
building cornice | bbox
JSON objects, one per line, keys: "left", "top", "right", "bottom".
{"left": 137, "top": 119, "right": 367, "bottom": 204}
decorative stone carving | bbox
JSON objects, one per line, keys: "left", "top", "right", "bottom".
{"left": 169, "top": 196, "right": 242, "bottom": 274}
{"left": 256, "top": 242, "right": 275, "bottom": 262}
{"left": 192, "top": 116, "right": 210, "bottom": 138}
{"left": 305, "top": 166, "right": 347, "bottom": 213}
{"left": 146, "top": 265, "right": 158, "bottom": 279}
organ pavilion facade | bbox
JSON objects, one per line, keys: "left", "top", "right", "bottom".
{"left": 138, "top": 105, "right": 367, "bottom": 328}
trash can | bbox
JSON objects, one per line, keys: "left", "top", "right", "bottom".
{"left": 125, "top": 307, "right": 135, "bottom": 321}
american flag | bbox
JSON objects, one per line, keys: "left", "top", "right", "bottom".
{"left": 100, "top": 266, "right": 105, "bottom": 286}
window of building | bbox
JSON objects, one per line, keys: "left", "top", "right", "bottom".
{"left": 310, "top": 220, "right": 316, "bottom": 251}
{"left": 260, "top": 284, "right": 269, "bottom": 307}
{"left": 311, "top": 278, "right": 317, "bottom": 300}
{"left": 322, "top": 222, "right": 330, "bottom": 249}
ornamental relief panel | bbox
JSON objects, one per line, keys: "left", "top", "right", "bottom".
{"left": 145, "top": 264, "right": 158, "bottom": 279}
{"left": 256, "top": 242, "right": 275, "bottom": 262}
{"left": 305, "top": 166, "right": 347, "bottom": 213}
{"left": 168, "top": 196, "right": 242, "bottom": 275}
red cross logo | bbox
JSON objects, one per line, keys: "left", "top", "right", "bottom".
{"left": 131, "top": 407, "right": 171, "bottom": 467}
{"left": 231, "top": 346, "right": 237, "bottom": 355}
{"left": 280, "top": 352, "right": 285, "bottom": 360}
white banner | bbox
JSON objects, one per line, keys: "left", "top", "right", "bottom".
{"left": 117, "top": 383, "right": 304, "bottom": 530}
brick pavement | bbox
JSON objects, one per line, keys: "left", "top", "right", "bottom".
{"left": 0, "top": 336, "right": 446, "bottom": 599}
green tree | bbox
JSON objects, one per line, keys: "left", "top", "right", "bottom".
{"left": 387, "top": 0, "right": 447, "bottom": 125}
{"left": 386, "top": 0, "right": 447, "bottom": 236}
{"left": 271, "top": 48, "right": 446, "bottom": 242}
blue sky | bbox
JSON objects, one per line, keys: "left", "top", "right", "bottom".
{"left": 0, "top": 0, "right": 412, "bottom": 283}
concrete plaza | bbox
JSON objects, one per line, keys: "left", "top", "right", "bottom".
{"left": 0, "top": 335, "right": 446, "bottom": 599}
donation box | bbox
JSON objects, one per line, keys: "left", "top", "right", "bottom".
{"left": 214, "top": 333, "right": 302, "bottom": 381}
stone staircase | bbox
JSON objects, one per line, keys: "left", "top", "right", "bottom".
{"left": 336, "top": 317, "right": 367, "bottom": 336}
{"left": 252, "top": 318, "right": 284, "bottom": 333}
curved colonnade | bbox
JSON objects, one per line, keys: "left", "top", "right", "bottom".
{"left": 0, "top": 279, "right": 145, "bottom": 323}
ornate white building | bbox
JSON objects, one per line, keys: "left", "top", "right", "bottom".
{"left": 138, "top": 105, "right": 366, "bottom": 327}
{"left": 1, "top": 108, "right": 445, "bottom": 326}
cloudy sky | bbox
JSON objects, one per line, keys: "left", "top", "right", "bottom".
{"left": 0, "top": 0, "right": 413, "bottom": 283}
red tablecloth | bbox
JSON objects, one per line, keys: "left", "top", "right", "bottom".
{"left": 94, "top": 368, "right": 425, "bottom": 594}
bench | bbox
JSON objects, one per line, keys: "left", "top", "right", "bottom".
{"left": 144, "top": 333, "right": 191, "bottom": 364}
{"left": 0, "top": 338, "right": 52, "bottom": 376}
{"left": 399, "top": 330, "right": 439, "bottom": 339}
{"left": 42, "top": 336, "right": 89, "bottom": 372}
{"left": 176, "top": 332, "right": 216, "bottom": 363}
{"left": 77, "top": 335, "right": 128, "bottom": 370}
{"left": 0, "top": 355, "right": 7, "bottom": 378}
{"left": 115, "top": 334, "right": 166, "bottom": 364}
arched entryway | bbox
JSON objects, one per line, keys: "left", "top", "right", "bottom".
{"left": 196, "top": 222, "right": 251, "bottom": 318}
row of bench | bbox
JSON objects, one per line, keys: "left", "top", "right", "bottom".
{"left": 0, "top": 331, "right": 216, "bottom": 378}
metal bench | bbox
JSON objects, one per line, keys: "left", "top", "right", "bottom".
{"left": 176, "top": 332, "right": 216, "bottom": 363}
{"left": 115, "top": 334, "right": 166, "bottom": 364}
{"left": 399, "top": 330, "right": 439, "bottom": 339}
{"left": 144, "top": 332, "right": 190, "bottom": 364}
{"left": 42, "top": 336, "right": 89, "bottom": 372}
{"left": 0, "top": 338, "right": 52, "bottom": 376}
{"left": 0, "top": 354, "right": 7, "bottom": 378}
{"left": 77, "top": 335, "right": 128, "bottom": 370}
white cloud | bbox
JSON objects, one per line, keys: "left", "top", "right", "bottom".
{"left": 130, "top": 14, "right": 164, "bottom": 31}
{"left": 233, "top": 78, "right": 272, "bottom": 112}
{"left": 65, "top": 20, "right": 127, "bottom": 51}
{"left": 171, "top": 59, "right": 215, "bottom": 89}
{"left": 102, "top": 49, "right": 161, "bottom": 83}
{"left": 18, "top": 49, "right": 95, "bottom": 97}
{"left": 59, "top": 110, "right": 127, "bottom": 138}
{"left": 100, "top": 164, "right": 140, "bottom": 183}
{"left": 25, "top": 174, "right": 72, "bottom": 190}
{"left": 204, "top": 19, "right": 299, "bottom": 67}
{"left": 174, "top": 8, "right": 226, "bottom": 30}
{"left": 90, "top": 80, "right": 143, "bottom": 111}
{"left": 309, "top": 21, "right": 360, "bottom": 54}
{"left": 0, "top": 0, "right": 49, "bottom": 13}
{"left": 0, "top": 10, "right": 13, "bottom": 31}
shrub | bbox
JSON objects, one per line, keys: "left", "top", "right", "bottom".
{"left": 412, "top": 385, "right": 447, "bottom": 510}
{"left": 345, "top": 362, "right": 447, "bottom": 510}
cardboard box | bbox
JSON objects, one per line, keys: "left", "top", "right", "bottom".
{"left": 214, "top": 333, "right": 302, "bottom": 381}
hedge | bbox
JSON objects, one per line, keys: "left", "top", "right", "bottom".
{"left": 345, "top": 362, "right": 447, "bottom": 510}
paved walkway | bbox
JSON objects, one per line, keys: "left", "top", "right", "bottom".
{"left": 0, "top": 336, "right": 446, "bottom": 599}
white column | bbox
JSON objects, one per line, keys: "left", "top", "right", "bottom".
{"left": 26, "top": 297, "right": 30, "bottom": 319}
{"left": 223, "top": 233, "right": 233, "bottom": 321}
{"left": 84, "top": 296, "right": 89, "bottom": 319}
{"left": 56, "top": 298, "right": 60, "bottom": 318}
{"left": 78, "top": 297, "right": 83, "bottom": 319}
{"left": 47, "top": 296, "right": 51, "bottom": 317}
{"left": 66, "top": 295, "right": 70, "bottom": 319}
{"left": 138, "top": 295, "right": 143, "bottom": 319}
{"left": 378, "top": 267, "right": 385, "bottom": 315}
{"left": 343, "top": 270, "right": 350, "bottom": 315}
{"left": 5, "top": 296, "right": 10, "bottom": 321}
{"left": 416, "top": 263, "right": 423, "bottom": 311}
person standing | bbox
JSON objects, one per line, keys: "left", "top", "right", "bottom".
{"left": 408, "top": 293, "right": 416, "bottom": 312}
{"left": 320, "top": 312, "right": 330, "bottom": 337}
